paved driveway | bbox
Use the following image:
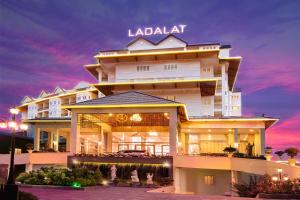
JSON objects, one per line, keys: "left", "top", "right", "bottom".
{"left": 21, "top": 186, "right": 257, "bottom": 200}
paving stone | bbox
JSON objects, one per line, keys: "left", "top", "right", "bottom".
{"left": 20, "top": 186, "right": 258, "bottom": 200}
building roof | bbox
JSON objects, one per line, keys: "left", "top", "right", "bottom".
{"left": 22, "top": 117, "right": 71, "bottom": 123}
{"left": 71, "top": 91, "right": 181, "bottom": 106}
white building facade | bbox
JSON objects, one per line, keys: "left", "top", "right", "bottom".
{"left": 9, "top": 35, "right": 292, "bottom": 195}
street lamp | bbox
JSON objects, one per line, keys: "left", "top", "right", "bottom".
{"left": 0, "top": 108, "right": 28, "bottom": 200}
{"left": 272, "top": 168, "right": 289, "bottom": 182}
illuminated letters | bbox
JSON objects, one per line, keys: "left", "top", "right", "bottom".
{"left": 128, "top": 24, "right": 187, "bottom": 37}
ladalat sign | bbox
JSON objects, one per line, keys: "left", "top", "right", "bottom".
{"left": 128, "top": 25, "right": 187, "bottom": 37}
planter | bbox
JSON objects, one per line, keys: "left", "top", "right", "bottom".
{"left": 288, "top": 158, "right": 297, "bottom": 166}
{"left": 265, "top": 153, "right": 272, "bottom": 161}
{"left": 227, "top": 153, "right": 233, "bottom": 158}
{"left": 265, "top": 148, "right": 272, "bottom": 155}
{"left": 27, "top": 149, "right": 33, "bottom": 154}
{"left": 258, "top": 193, "right": 300, "bottom": 199}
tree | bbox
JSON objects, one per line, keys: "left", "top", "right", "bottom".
{"left": 284, "top": 148, "right": 299, "bottom": 159}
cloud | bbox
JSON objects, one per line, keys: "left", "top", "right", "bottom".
{"left": 266, "top": 112, "right": 300, "bottom": 150}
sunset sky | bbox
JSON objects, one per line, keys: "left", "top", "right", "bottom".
{"left": 0, "top": 0, "right": 299, "bottom": 150}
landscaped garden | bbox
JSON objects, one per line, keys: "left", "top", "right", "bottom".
{"left": 233, "top": 174, "right": 300, "bottom": 199}
{"left": 16, "top": 163, "right": 172, "bottom": 188}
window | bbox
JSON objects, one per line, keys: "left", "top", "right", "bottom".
{"left": 202, "top": 67, "right": 211, "bottom": 73}
{"left": 204, "top": 175, "right": 214, "bottom": 185}
{"left": 164, "top": 64, "right": 177, "bottom": 71}
{"left": 137, "top": 65, "right": 149, "bottom": 72}
{"left": 232, "top": 106, "right": 240, "bottom": 111}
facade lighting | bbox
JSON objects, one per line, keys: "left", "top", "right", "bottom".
{"left": 163, "top": 162, "right": 170, "bottom": 168}
{"left": 130, "top": 114, "right": 142, "bottom": 122}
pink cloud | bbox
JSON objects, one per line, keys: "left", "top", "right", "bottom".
{"left": 266, "top": 112, "right": 300, "bottom": 150}
{"left": 23, "top": 38, "right": 91, "bottom": 67}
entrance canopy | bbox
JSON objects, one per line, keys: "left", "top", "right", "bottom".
{"left": 63, "top": 91, "right": 188, "bottom": 121}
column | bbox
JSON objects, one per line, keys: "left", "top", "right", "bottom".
{"left": 53, "top": 128, "right": 59, "bottom": 151}
{"left": 234, "top": 128, "right": 238, "bottom": 148}
{"left": 70, "top": 113, "right": 80, "bottom": 154}
{"left": 49, "top": 129, "right": 54, "bottom": 149}
{"left": 260, "top": 128, "right": 266, "bottom": 155}
{"left": 34, "top": 128, "right": 40, "bottom": 151}
{"left": 107, "top": 131, "right": 112, "bottom": 152}
{"left": 66, "top": 131, "right": 70, "bottom": 152}
{"left": 169, "top": 110, "right": 178, "bottom": 156}
{"left": 96, "top": 68, "right": 103, "bottom": 83}
{"left": 184, "top": 133, "right": 189, "bottom": 155}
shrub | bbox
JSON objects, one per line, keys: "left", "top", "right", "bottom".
{"left": 233, "top": 174, "right": 297, "bottom": 197}
{"left": 25, "top": 143, "right": 34, "bottom": 150}
{"left": 275, "top": 151, "right": 285, "bottom": 160}
{"left": 94, "top": 168, "right": 103, "bottom": 184}
{"left": 223, "top": 146, "right": 237, "bottom": 153}
{"left": 285, "top": 147, "right": 299, "bottom": 159}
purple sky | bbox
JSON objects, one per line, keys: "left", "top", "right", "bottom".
{"left": 0, "top": 0, "right": 300, "bottom": 150}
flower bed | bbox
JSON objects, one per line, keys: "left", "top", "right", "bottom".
{"left": 17, "top": 167, "right": 103, "bottom": 187}
{"left": 233, "top": 174, "right": 300, "bottom": 198}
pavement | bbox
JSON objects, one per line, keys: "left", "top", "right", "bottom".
{"left": 20, "top": 186, "right": 258, "bottom": 200}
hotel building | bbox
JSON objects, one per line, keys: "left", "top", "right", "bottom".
{"left": 3, "top": 35, "right": 299, "bottom": 195}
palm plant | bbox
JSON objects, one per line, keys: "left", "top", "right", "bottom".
{"left": 274, "top": 151, "right": 285, "bottom": 160}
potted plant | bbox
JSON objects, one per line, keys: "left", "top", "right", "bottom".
{"left": 25, "top": 143, "right": 34, "bottom": 153}
{"left": 274, "top": 150, "right": 285, "bottom": 160}
{"left": 223, "top": 146, "right": 237, "bottom": 158}
{"left": 285, "top": 147, "right": 299, "bottom": 166}
{"left": 264, "top": 146, "right": 273, "bottom": 161}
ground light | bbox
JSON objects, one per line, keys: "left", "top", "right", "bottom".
{"left": 72, "top": 182, "right": 82, "bottom": 188}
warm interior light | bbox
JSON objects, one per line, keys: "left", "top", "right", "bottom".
{"left": 178, "top": 142, "right": 182, "bottom": 146}
{"left": 208, "top": 129, "right": 211, "bottom": 132}
{"left": 188, "top": 129, "right": 191, "bottom": 132}
{"left": 0, "top": 122, "right": 7, "bottom": 129}
{"left": 249, "top": 129, "right": 254, "bottom": 132}
{"left": 283, "top": 177, "right": 289, "bottom": 181}
{"left": 233, "top": 143, "right": 239, "bottom": 148}
{"left": 98, "top": 141, "right": 103, "bottom": 145}
{"left": 20, "top": 124, "right": 28, "bottom": 130}
{"left": 148, "top": 131, "right": 158, "bottom": 136}
{"left": 164, "top": 112, "right": 168, "bottom": 117}
{"left": 10, "top": 108, "right": 19, "bottom": 115}
{"left": 109, "top": 113, "right": 113, "bottom": 116}
{"left": 228, "top": 129, "right": 232, "bottom": 132}
{"left": 277, "top": 168, "right": 283, "bottom": 173}
{"left": 272, "top": 176, "right": 278, "bottom": 181}
{"left": 163, "top": 162, "right": 170, "bottom": 168}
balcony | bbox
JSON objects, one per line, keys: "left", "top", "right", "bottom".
{"left": 37, "top": 107, "right": 49, "bottom": 112}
